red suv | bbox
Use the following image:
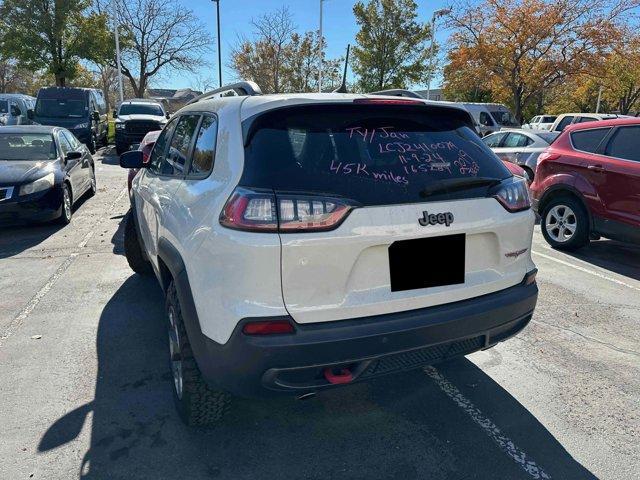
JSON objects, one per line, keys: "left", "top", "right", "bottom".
{"left": 530, "top": 118, "right": 640, "bottom": 250}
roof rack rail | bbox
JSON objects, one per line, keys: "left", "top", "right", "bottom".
{"left": 369, "top": 89, "right": 424, "bottom": 99}
{"left": 188, "top": 81, "right": 262, "bottom": 105}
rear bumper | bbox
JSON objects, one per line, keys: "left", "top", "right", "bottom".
{"left": 179, "top": 271, "right": 538, "bottom": 397}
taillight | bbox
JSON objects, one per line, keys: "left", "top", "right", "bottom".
{"left": 491, "top": 178, "right": 530, "bottom": 212}
{"left": 219, "top": 188, "right": 278, "bottom": 232}
{"left": 277, "top": 193, "right": 354, "bottom": 232}
{"left": 219, "top": 187, "right": 356, "bottom": 233}
{"left": 242, "top": 320, "right": 295, "bottom": 335}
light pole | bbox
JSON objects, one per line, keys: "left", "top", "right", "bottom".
{"left": 212, "top": 0, "right": 222, "bottom": 88}
{"left": 595, "top": 85, "right": 604, "bottom": 113}
{"left": 318, "top": 0, "right": 325, "bottom": 93}
{"left": 426, "top": 8, "right": 451, "bottom": 101}
{"left": 112, "top": 0, "right": 124, "bottom": 103}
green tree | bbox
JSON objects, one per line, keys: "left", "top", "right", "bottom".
{"left": 0, "top": 0, "right": 112, "bottom": 87}
{"left": 351, "top": 0, "right": 431, "bottom": 91}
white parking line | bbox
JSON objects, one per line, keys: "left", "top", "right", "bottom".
{"left": 532, "top": 250, "right": 640, "bottom": 292}
{"left": 0, "top": 187, "right": 127, "bottom": 347}
{"left": 424, "top": 366, "right": 552, "bottom": 479}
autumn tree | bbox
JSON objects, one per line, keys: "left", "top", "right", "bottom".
{"left": 0, "top": 0, "right": 112, "bottom": 87}
{"left": 351, "top": 0, "right": 432, "bottom": 91}
{"left": 601, "top": 37, "right": 640, "bottom": 114}
{"left": 444, "top": 0, "right": 639, "bottom": 122}
{"left": 0, "top": 58, "right": 52, "bottom": 95}
{"left": 231, "top": 8, "right": 341, "bottom": 93}
{"left": 107, "top": 0, "right": 212, "bottom": 97}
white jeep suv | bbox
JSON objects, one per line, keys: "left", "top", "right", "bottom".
{"left": 120, "top": 82, "right": 538, "bottom": 426}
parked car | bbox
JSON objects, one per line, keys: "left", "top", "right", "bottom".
{"left": 482, "top": 129, "right": 559, "bottom": 180}
{"left": 127, "top": 130, "right": 160, "bottom": 193}
{"left": 30, "top": 87, "right": 108, "bottom": 153}
{"left": 119, "top": 82, "right": 538, "bottom": 426}
{"left": 0, "top": 126, "right": 96, "bottom": 225}
{"left": 530, "top": 118, "right": 640, "bottom": 249}
{"left": 548, "top": 113, "right": 628, "bottom": 133}
{"left": 0, "top": 94, "right": 36, "bottom": 126}
{"left": 501, "top": 159, "right": 530, "bottom": 181}
{"left": 460, "top": 103, "right": 521, "bottom": 136}
{"left": 114, "top": 99, "right": 169, "bottom": 155}
{"left": 522, "top": 115, "right": 557, "bottom": 131}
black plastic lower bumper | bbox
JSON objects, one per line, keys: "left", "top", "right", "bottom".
{"left": 176, "top": 270, "right": 538, "bottom": 398}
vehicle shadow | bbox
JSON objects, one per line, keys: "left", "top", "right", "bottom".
{"left": 0, "top": 191, "right": 95, "bottom": 259}
{"left": 0, "top": 223, "right": 61, "bottom": 259}
{"left": 567, "top": 239, "right": 640, "bottom": 281}
{"left": 110, "top": 215, "right": 126, "bottom": 256}
{"left": 38, "top": 276, "right": 597, "bottom": 480}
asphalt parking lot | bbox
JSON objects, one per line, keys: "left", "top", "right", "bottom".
{"left": 1, "top": 149, "right": 638, "bottom": 480}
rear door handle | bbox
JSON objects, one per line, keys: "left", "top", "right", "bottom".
{"left": 587, "top": 165, "right": 605, "bottom": 172}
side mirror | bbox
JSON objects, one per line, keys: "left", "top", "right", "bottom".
{"left": 66, "top": 151, "right": 83, "bottom": 161}
{"left": 119, "top": 150, "right": 146, "bottom": 168}
{"left": 165, "top": 112, "right": 171, "bottom": 119}
{"left": 11, "top": 106, "right": 21, "bottom": 117}
{"left": 92, "top": 111, "right": 100, "bottom": 121}
{"left": 112, "top": 110, "right": 118, "bottom": 118}
{"left": 27, "top": 109, "right": 34, "bottom": 120}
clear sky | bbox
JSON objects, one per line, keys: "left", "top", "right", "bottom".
{"left": 160, "top": 0, "right": 452, "bottom": 91}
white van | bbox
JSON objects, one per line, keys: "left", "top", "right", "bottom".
{"left": 461, "top": 103, "right": 520, "bottom": 136}
{"left": 0, "top": 94, "right": 36, "bottom": 126}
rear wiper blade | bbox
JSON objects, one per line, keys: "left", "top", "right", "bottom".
{"left": 420, "top": 177, "right": 501, "bottom": 198}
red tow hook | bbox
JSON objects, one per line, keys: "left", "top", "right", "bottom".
{"left": 323, "top": 367, "right": 354, "bottom": 385}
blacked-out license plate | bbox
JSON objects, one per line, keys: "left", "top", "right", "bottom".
{"left": 388, "top": 234, "right": 465, "bottom": 292}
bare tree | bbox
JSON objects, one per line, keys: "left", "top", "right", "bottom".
{"left": 110, "top": 0, "right": 213, "bottom": 97}
{"left": 231, "top": 7, "right": 295, "bottom": 93}
{"left": 231, "top": 7, "right": 341, "bottom": 93}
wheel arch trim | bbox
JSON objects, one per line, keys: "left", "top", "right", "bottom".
{"left": 157, "top": 237, "right": 218, "bottom": 382}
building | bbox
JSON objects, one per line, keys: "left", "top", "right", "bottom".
{"left": 146, "top": 88, "right": 202, "bottom": 112}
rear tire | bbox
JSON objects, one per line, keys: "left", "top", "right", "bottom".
{"left": 166, "top": 281, "right": 231, "bottom": 426}
{"left": 124, "top": 211, "right": 153, "bottom": 275}
{"left": 541, "top": 195, "right": 590, "bottom": 251}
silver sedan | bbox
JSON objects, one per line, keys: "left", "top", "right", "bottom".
{"left": 482, "top": 129, "right": 559, "bottom": 180}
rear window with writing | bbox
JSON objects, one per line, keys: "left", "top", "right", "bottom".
{"left": 242, "top": 104, "right": 509, "bottom": 206}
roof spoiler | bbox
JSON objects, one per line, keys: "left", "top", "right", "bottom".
{"left": 369, "top": 89, "right": 424, "bottom": 99}
{"left": 188, "top": 81, "right": 262, "bottom": 105}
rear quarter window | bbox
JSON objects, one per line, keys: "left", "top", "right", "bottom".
{"left": 605, "top": 126, "right": 640, "bottom": 161}
{"left": 241, "top": 104, "right": 509, "bottom": 206}
{"left": 571, "top": 128, "right": 610, "bottom": 153}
